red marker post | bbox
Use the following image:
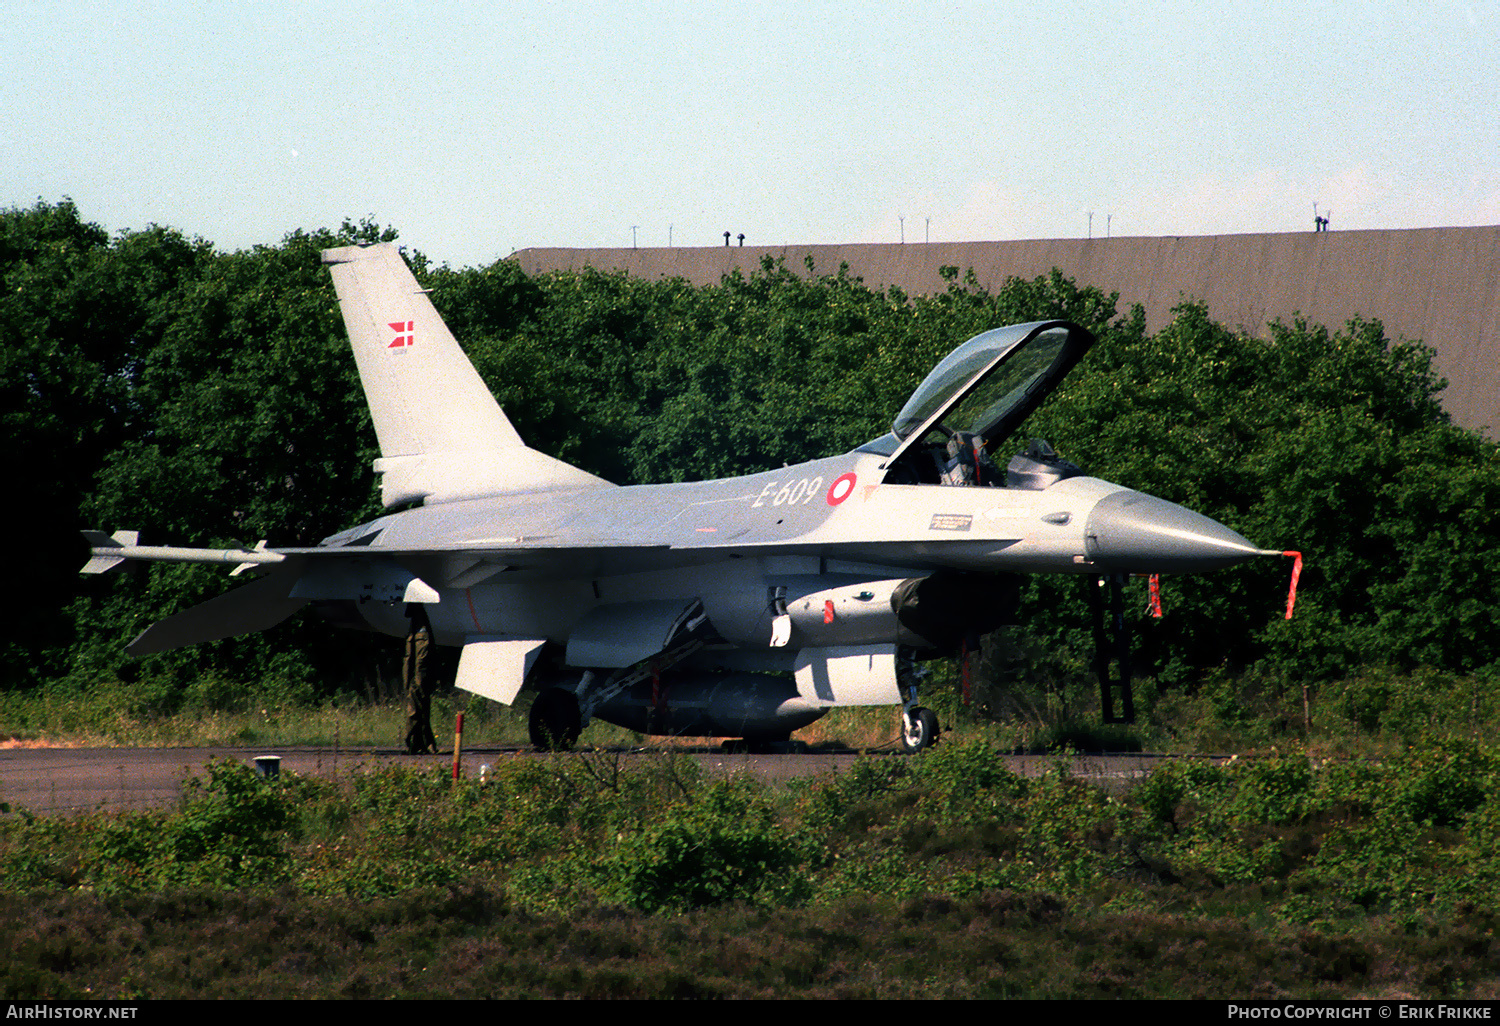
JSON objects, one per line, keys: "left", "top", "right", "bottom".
{"left": 452, "top": 712, "right": 464, "bottom": 780}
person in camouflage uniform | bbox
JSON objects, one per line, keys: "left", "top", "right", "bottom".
{"left": 403, "top": 604, "right": 438, "bottom": 755}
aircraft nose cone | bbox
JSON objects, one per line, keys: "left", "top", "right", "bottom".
{"left": 1085, "top": 490, "right": 1261, "bottom": 573}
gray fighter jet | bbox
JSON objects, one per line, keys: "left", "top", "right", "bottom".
{"left": 82, "top": 243, "right": 1278, "bottom": 752}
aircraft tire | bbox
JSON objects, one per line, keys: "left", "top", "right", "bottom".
{"left": 901, "top": 707, "right": 939, "bottom": 753}
{"left": 529, "top": 688, "right": 582, "bottom": 752}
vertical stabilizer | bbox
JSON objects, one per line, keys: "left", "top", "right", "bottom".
{"left": 322, "top": 243, "right": 610, "bottom": 505}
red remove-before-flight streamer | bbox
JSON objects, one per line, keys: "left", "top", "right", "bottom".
{"left": 1283, "top": 551, "right": 1303, "bottom": 620}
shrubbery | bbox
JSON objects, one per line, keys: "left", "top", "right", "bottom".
{"left": 5, "top": 743, "right": 1500, "bottom": 996}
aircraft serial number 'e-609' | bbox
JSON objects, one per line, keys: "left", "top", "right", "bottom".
{"left": 82, "top": 242, "right": 1289, "bottom": 753}
{"left": 753, "top": 476, "right": 830, "bottom": 508}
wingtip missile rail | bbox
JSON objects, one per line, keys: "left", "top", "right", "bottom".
{"left": 81, "top": 530, "right": 285, "bottom": 575}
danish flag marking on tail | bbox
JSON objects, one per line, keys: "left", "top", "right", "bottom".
{"left": 388, "top": 321, "right": 414, "bottom": 348}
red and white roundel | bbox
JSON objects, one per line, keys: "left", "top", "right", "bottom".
{"left": 826, "top": 472, "right": 857, "bottom": 506}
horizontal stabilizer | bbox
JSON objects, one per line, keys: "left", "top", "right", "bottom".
{"left": 127, "top": 563, "right": 309, "bottom": 657}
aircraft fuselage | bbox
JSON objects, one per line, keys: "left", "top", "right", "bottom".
{"left": 312, "top": 449, "right": 1257, "bottom": 659}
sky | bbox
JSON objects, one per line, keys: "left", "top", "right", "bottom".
{"left": 5, "top": 0, "right": 1498, "bottom": 269}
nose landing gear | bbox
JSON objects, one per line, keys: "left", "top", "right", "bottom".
{"left": 901, "top": 705, "right": 940, "bottom": 752}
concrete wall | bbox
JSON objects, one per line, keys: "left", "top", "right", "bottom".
{"left": 513, "top": 227, "right": 1500, "bottom": 435}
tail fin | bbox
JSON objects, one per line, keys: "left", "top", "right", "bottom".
{"left": 322, "top": 243, "right": 610, "bottom": 506}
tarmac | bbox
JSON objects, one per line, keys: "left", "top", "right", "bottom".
{"left": 0, "top": 743, "right": 1193, "bottom": 815}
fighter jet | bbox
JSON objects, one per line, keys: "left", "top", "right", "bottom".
{"left": 82, "top": 242, "right": 1279, "bottom": 752}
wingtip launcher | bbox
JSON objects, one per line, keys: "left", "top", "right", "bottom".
{"left": 80, "top": 530, "right": 287, "bottom": 574}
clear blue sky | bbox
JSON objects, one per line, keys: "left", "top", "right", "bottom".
{"left": 6, "top": 0, "right": 1496, "bottom": 268}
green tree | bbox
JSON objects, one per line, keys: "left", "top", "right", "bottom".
{"left": 23, "top": 200, "right": 1500, "bottom": 713}
{"left": 2, "top": 201, "right": 215, "bottom": 686}
{"left": 47, "top": 215, "right": 403, "bottom": 695}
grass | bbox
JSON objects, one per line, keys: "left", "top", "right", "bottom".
{"left": 8, "top": 886, "right": 1498, "bottom": 999}
{"left": 7, "top": 660, "right": 1499, "bottom": 760}
{"left": 5, "top": 735, "right": 1500, "bottom": 998}
{"left": 0, "top": 676, "right": 1035, "bottom": 753}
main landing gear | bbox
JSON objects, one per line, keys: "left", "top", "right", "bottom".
{"left": 528, "top": 687, "right": 582, "bottom": 752}
{"left": 528, "top": 630, "right": 708, "bottom": 752}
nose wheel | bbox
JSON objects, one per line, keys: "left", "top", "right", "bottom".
{"left": 901, "top": 706, "right": 939, "bottom": 752}
{"left": 896, "top": 649, "right": 939, "bottom": 752}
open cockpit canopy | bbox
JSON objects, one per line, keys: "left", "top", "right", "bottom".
{"left": 863, "top": 320, "right": 1095, "bottom": 482}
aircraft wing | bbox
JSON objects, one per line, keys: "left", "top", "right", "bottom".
{"left": 82, "top": 515, "right": 1001, "bottom": 659}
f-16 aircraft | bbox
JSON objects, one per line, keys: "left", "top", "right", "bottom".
{"left": 83, "top": 242, "right": 1282, "bottom": 752}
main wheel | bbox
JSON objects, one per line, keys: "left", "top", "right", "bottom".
{"left": 901, "top": 707, "right": 939, "bottom": 752}
{"left": 529, "top": 688, "right": 582, "bottom": 751}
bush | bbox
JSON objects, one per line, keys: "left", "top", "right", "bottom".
{"left": 1384, "top": 738, "right": 1499, "bottom": 828}
{"left": 602, "top": 780, "right": 822, "bottom": 912}
{"left": 80, "top": 759, "right": 294, "bottom": 893}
